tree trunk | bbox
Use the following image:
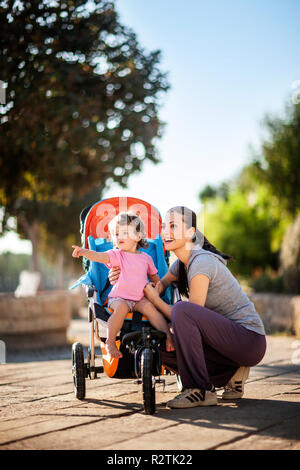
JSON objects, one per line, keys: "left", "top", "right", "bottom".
{"left": 29, "top": 222, "right": 41, "bottom": 273}
{"left": 280, "top": 215, "right": 300, "bottom": 294}
{"left": 56, "top": 249, "right": 64, "bottom": 290}
{"left": 18, "top": 216, "right": 41, "bottom": 273}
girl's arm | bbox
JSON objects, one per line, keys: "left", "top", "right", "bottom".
{"left": 148, "top": 273, "right": 160, "bottom": 285}
{"left": 72, "top": 245, "right": 110, "bottom": 264}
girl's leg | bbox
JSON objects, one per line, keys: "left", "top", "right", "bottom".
{"left": 134, "top": 298, "right": 175, "bottom": 351}
{"left": 170, "top": 301, "right": 266, "bottom": 391}
{"left": 106, "top": 300, "right": 130, "bottom": 358}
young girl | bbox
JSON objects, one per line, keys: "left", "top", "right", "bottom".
{"left": 72, "top": 211, "right": 175, "bottom": 359}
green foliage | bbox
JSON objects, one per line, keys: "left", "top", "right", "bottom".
{"left": 201, "top": 187, "right": 279, "bottom": 277}
{"left": 199, "top": 182, "right": 230, "bottom": 202}
{"left": 251, "top": 103, "right": 300, "bottom": 218}
{"left": 248, "top": 270, "right": 285, "bottom": 294}
{"left": 199, "top": 185, "right": 217, "bottom": 201}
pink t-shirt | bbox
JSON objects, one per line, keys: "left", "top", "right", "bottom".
{"left": 106, "top": 249, "right": 158, "bottom": 301}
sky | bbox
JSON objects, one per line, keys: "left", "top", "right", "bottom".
{"left": 1, "top": 0, "right": 300, "bottom": 254}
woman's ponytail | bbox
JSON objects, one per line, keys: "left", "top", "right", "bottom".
{"left": 202, "top": 236, "right": 234, "bottom": 262}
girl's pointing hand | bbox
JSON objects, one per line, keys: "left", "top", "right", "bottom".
{"left": 72, "top": 245, "right": 82, "bottom": 258}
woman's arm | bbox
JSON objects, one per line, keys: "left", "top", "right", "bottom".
{"left": 72, "top": 245, "right": 110, "bottom": 264}
{"left": 144, "top": 270, "right": 177, "bottom": 319}
{"left": 189, "top": 274, "right": 210, "bottom": 307}
{"left": 156, "top": 270, "right": 177, "bottom": 295}
{"left": 144, "top": 272, "right": 209, "bottom": 318}
{"left": 144, "top": 283, "right": 172, "bottom": 320}
{"left": 108, "top": 266, "right": 120, "bottom": 285}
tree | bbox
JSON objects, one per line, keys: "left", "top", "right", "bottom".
{"left": 279, "top": 215, "right": 300, "bottom": 294}
{"left": 251, "top": 102, "right": 300, "bottom": 218}
{"left": 199, "top": 162, "right": 292, "bottom": 277}
{"left": 202, "top": 187, "right": 278, "bottom": 277}
{"left": 199, "top": 182, "right": 230, "bottom": 203}
{"left": 0, "top": 0, "right": 169, "bottom": 272}
{"left": 248, "top": 102, "right": 300, "bottom": 290}
{"left": 198, "top": 101, "right": 299, "bottom": 284}
{"left": 199, "top": 185, "right": 217, "bottom": 202}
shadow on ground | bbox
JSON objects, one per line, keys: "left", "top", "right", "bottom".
{"left": 61, "top": 394, "right": 300, "bottom": 444}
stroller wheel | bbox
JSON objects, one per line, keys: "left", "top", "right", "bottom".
{"left": 141, "top": 348, "right": 155, "bottom": 415}
{"left": 72, "top": 342, "right": 86, "bottom": 400}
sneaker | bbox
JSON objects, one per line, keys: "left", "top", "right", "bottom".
{"left": 222, "top": 366, "right": 250, "bottom": 399}
{"left": 167, "top": 388, "right": 218, "bottom": 409}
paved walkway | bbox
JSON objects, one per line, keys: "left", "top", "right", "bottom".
{"left": 1, "top": 319, "right": 300, "bottom": 450}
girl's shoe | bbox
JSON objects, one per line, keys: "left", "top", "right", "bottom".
{"left": 167, "top": 388, "right": 217, "bottom": 408}
{"left": 222, "top": 366, "right": 250, "bottom": 399}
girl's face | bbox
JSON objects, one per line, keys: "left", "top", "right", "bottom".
{"left": 161, "top": 211, "right": 195, "bottom": 251}
{"left": 114, "top": 224, "right": 142, "bottom": 251}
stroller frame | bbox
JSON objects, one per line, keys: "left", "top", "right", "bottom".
{"left": 71, "top": 196, "right": 180, "bottom": 414}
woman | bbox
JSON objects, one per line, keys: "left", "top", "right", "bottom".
{"left": 110, "top": 206, "right": 266, "bottom": 409}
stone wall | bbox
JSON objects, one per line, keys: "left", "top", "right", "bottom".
{"left": 249, "top": 293, "right": 300, "bottom": 336}
{"left": 0, "top": 291, "right": 72, "bottom": 349}
{"left": 1, "top": 290, "right": 299, "bottom": 350}
{"left": 68, "top": 287, "right": 87, "bottom": 318}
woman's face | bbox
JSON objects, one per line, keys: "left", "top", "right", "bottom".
{"left": 161, "top": 211, "right": 195, "bottom": 251}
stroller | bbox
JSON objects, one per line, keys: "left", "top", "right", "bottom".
{"left": 71, "top": 196, "right": 180, "bottom": 414}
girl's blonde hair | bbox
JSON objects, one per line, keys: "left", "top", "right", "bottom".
{"left": 108, "top": 211, "right": 149, "bottom": 249}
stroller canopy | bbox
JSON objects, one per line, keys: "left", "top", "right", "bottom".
{"left": 82, "top": 196, "right": 163, "bottom": 249}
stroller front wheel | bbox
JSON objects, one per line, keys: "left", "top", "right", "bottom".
{"left": 72, "top": 342, "right": 86, "bottom": 400}
{"left": 141, "top": 348, "right": 155, "bottom": 415}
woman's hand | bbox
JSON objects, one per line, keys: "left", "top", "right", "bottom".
{"left": 108, "top": 266, "right": 121, "bottom": 285}
{"left": 154, "top": 280, "right": 164, "bottom": 296}
{"left": 144, "top": 282, "right": 160, "bottom": 304}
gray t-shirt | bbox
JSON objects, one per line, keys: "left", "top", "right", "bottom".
{"left": 169, "top": 247, "right": 265, "bottom": 335}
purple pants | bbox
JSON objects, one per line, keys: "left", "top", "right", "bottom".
{"left": 160, "top": 301, "right": 267, "bottom": 391}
